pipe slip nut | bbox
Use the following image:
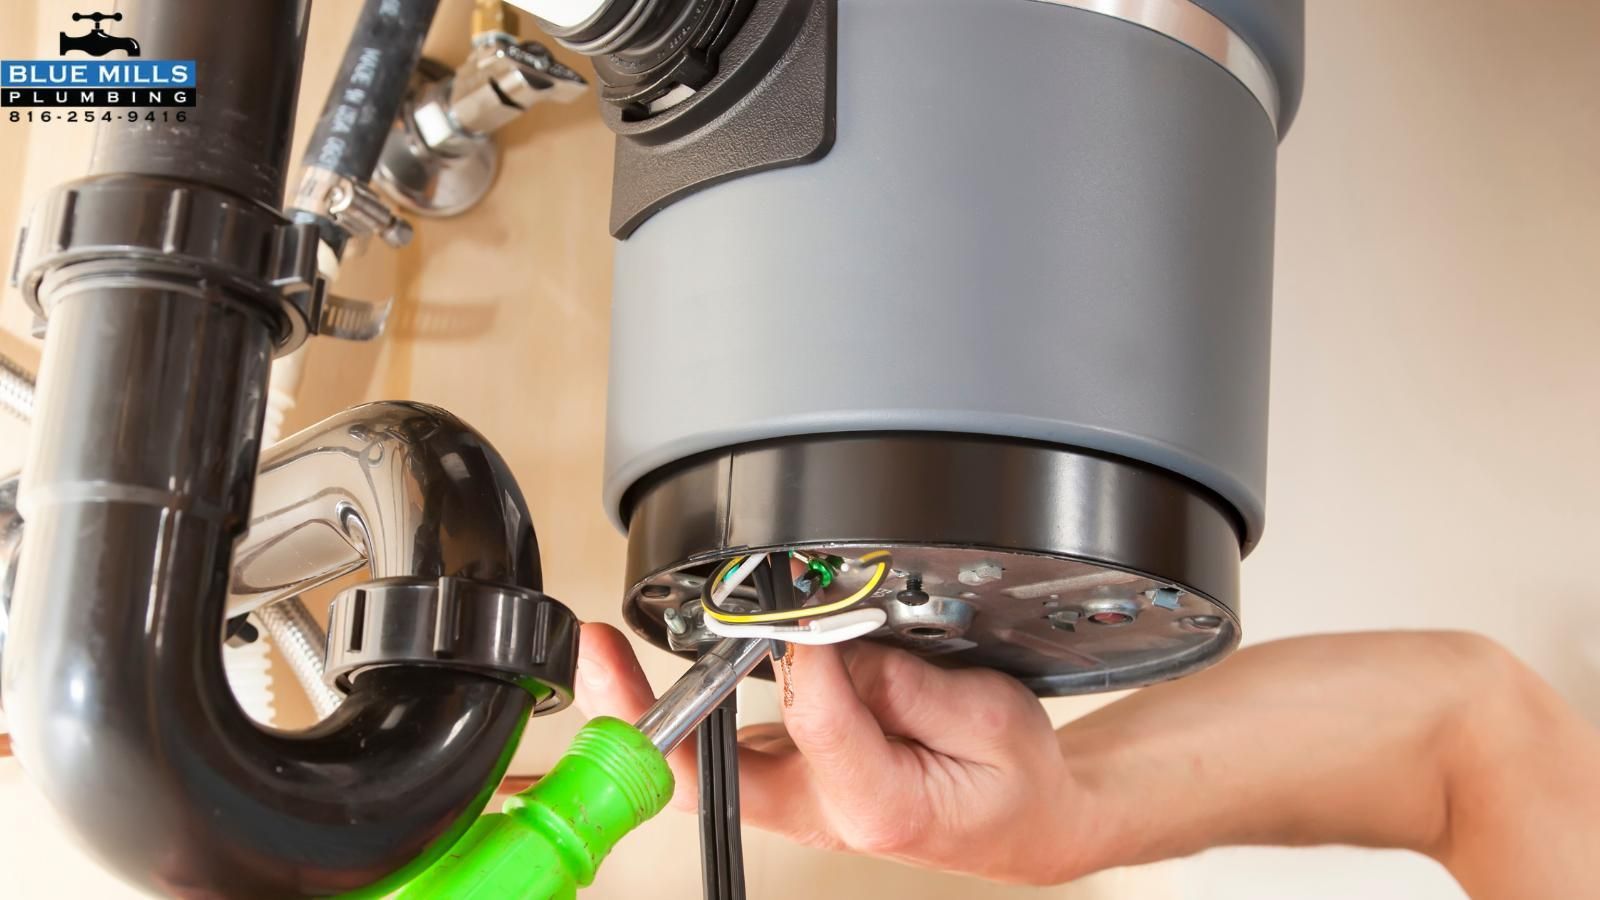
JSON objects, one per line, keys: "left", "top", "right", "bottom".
{"left": 11, "top": 175, "right": 328, "bottom": 352}
{"left": 326, "top": 575, "right": 580, "bottom": 715}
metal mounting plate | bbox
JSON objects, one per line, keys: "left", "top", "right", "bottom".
{"left": 620, "top": 432, "right": 1246, "bottom": 695}
{"left": 631, "top": 545, "right": 1237, "bottom": 695}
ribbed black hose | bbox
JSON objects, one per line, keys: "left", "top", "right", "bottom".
{"left": 304, "top": 0, "right": 441, "bottom": 181}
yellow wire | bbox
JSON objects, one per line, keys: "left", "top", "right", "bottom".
{"left": 702, "top": 550, "right": 892, "bottom": 625}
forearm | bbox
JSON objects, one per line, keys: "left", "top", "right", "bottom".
{"left": 1051, "top": 632, "right": 1600, "bottom": 893}
{"left": 1438, "top": 647, "right": 1600, "bottom": 899}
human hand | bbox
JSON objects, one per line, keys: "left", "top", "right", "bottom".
{"left": 576, "top": 622, "right": 1102, "bottom": 884}
{"left": 577, "top": 625, "right": 1600, "bottom": 895}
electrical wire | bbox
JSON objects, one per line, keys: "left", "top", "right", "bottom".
{"left": 701, "top": 550, "right": 892, "bottom": 625}
{"left": 702, "top": 554, "right": 765, "bottom": 610}
{"left": 702, "top": 607, "right": 887, "bottom": 644}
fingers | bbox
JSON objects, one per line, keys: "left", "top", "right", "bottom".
{"left": 780, "top": 643, "right": 900, "bottom": 774}
{"left": 579, "top": 615, "right": 1060, "bottom": 868}
{"left": 767, "top": 642, "right": 925, "bottom": 848}
{"left": 736, "top": 722, "right": 796, "bottom": 754}
{"left": 576, "top": 623, "right": 829, "bottom": 832}
{"left": 839, "top": 641, "right": 1056, "bottom": 765}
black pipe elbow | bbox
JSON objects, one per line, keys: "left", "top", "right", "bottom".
{"left": 233, "top": 401, "right": 547, "bottom": 616}
{"left": 2, "top": 0, "right": 567, "bottom": 892}
{"left": 5, "top": 436, "right": 542, "bottom": 895}
{"left": 2, "top": 293, "right": 559, "bottom": 896}
{"left": 23, "top": 652, "right": 531, "bottom": 898}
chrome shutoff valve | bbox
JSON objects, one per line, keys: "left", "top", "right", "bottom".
{"left": 441, "top": 37, "right": 588, "bottom": 149}
{"left": 375, "top": 34, "right": 588, "bottom": 216}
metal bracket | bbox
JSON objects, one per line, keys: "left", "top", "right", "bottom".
{"left": 665, "top": 600, "right": 723, "bottom": 653}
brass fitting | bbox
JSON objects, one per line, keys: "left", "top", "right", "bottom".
{"left": 473, "top": 0, "right": 519, "bottom": 40}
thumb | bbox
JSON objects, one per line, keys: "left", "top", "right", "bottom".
{"left": 575, "top": 622, "right": 657, "bottom": 722}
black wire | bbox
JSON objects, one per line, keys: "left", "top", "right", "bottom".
{"left": 753, "top": 557, "right": 777, "bottom": 612}
{"left": 697, "top": 695, "right": 745, "bottom": 900}
{"left": 696, "top": 565, "right": 747, "bottom": 898}
{"left": 765, "top": 552, "right": 797, "bottom": 611}
{"left": 703, "top": 554, "right": 801, "bottom": 618}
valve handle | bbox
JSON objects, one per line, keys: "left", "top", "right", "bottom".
{"left": 71, "top": 11, "right": 122, "bottom": 24}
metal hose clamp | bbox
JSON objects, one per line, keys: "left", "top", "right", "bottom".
{"left": 293, "top": 165, "right": 415, "bottom": 248}
{"left": 9, "top": 175, "right": 349, "bottom": 351}
{"left": 325, "top": 575, "right": 580, "bottom": 715}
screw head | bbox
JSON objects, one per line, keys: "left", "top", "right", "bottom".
{"left": 381, "top": 217, "right": 415, "bottom": 249}
{"left": 662, "top": 607, "right": 688, "bottom": 635}
{"left": 897, "top": 575, "right": 930, "bottom": 607}
{"left": 896, "top": 587, "right": 930, "bottom": 607}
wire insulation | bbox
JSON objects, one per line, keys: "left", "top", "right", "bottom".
{"left": 702, "top": 608, "right": 887, "bottom": 644}
{"left": 701, "top": 551, "right": 891, "bottom": 625}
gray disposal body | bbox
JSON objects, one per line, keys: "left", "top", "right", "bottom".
{"left": 604, "top": 0, "right": 1304, "bottom": 694}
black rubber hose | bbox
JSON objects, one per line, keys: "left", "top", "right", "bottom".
{"left": 303, "top": 0, "right": 441, "bottom": 181}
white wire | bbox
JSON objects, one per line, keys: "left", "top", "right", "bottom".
{"left": 707, "top": 554, "right": 766, "bottom": 608}
{"left": 702, "top": 607, "right": 887, "bottom": 646}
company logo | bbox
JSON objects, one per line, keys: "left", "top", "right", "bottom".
{"left": 3, "top": 11, "right": 195, "bottom": 110}
{"left": 60, "top": 11, "right": 141, "bottom": 58}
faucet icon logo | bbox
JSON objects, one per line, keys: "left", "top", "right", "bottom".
{"left": 59, "top": 11, "right": 142, "bottom": 58}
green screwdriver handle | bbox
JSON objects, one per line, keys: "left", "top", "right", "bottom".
{"left": 393, "top": 717, "right": 675, "bottom": 900}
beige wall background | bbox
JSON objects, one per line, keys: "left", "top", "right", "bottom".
{"left": 1, "top": 0, "right": 1596, "bottom": 897}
